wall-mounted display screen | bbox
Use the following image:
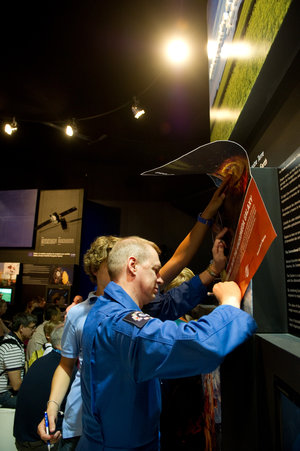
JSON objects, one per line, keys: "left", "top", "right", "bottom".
{"left": 0, "top": 287, "right": 13, "bottom": 303}
{"left": 0, "top": 189, "right": 38, "bottom": 248}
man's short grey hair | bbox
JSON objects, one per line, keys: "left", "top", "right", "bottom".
{"left": 11, "top": 313, "right": 37, "bottom": 332}
{"left": 107, "top": 236, "right": 161, "bottom": 280}
{"left": 50, "top": 323, "right": 64, "bottom": 349}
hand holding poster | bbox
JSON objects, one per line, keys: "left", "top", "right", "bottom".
{"left": 142, "top": 140, "right": 277, "bottom": 298}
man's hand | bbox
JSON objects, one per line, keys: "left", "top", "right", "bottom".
{"left": 213, "top": 281, "right": 242, "bottom": 309}
{"left": 210, "top": 227, "right": 228, "bottom": 275}
{"left": 37, "top": 409, "right": 61, "bottom": 444}
{"left": 202, "top": 175, "right": 231, "bottom": 219}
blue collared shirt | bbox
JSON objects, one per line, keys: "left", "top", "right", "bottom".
{"left": 61, "top": 275, "right": 205, "bottom": 438}
{"left": 78, "top": 281, "right": 257, "bottom": 450}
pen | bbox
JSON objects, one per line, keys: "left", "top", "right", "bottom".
{"left": 44, "top": 411, "right": 51, "bottom": 451}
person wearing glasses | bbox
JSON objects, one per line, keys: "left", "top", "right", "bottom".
{"left": 0, "top": 312, "right": 37, "bottom": 408}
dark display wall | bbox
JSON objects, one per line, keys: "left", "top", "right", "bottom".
{"left": 0, "top": 189, "right": 121, "bottom": 308}
{"left": 221, "top": 167, "right": 300, "bottom": 451}
{"left": 251, "top": 168, "right": 287, "bottom": 333}
{"left": 0, "top": 189, "right": 84, "bottom": 265}
{"left": 278, "top": 149, "right": 300, "bottom": 338}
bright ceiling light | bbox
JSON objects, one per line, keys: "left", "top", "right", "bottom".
{"left": 4, "top": 117, "right": 17, "bottom": 135}
{"left": 66, "top": 125, "right": 74, "bottom": 136}
{"left": 65, "top": 119, "right": 77, "bottom": 137}
{"left": 165, "top": 38, "right": 190, "bottom": 64}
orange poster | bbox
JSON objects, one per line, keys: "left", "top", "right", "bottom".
{"left": 225, "top": 178, "right": 277, "bottom": 297}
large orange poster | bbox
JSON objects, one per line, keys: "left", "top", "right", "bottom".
{"left": 142, "top": 140, "right": 277, "bottom": 298}
{"left": 225, "top": 177, "right": 277, "bottom": 297}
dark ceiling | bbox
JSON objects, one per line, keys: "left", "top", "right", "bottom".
{"left": 0, "top": 0, "right": 214, "bottom": 204}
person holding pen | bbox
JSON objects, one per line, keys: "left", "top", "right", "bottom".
{"left": 13, "top": 324, "right": 75, "bottom": 451}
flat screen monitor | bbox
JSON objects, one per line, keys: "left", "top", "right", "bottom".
{"left": 0, "top": 189, "right": 38, "bottom": 248}
{"left": 0, "top": 287, "right": 13, "bottom": 303}
{"left": 275, "top": 377, "right": 300, "bottom": 451}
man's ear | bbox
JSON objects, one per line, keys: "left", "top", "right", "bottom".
{"left": 128, "top": 256, "right": 137, "bottom": 276}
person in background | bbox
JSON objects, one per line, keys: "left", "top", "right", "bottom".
{"left": 0, "top": 313, "right": 37, "bottom": 408}
{"left": 26, "top": 305, "right": 61, "bottom": 362}
{"left": 38, "top": 177, "right": 230, "bottom": 449}
{"left": 31, "top": 296, "right": 47, "bottom": 326}
{"left": 0, "top": 298, "right": 10, "bottom": 337}
{"left": 27, "top": 320, "right": 59, "bottom": 368}
{"left": 76, "top": 236, "right": 256, "bottom": 450}
{"left": 163, "top": 267, "right": 195, "bottom": 293}
{"left": 39, "top": 236, "right": 120, "bottom": 450}
{"left": 51, "top": 293, "right": 68, "bottom": 312}
{"left": 14, "top": 324, "right": 75, "bottom": 451}
{"left": 24, "top": 297, "right": 41, "bottom": 315}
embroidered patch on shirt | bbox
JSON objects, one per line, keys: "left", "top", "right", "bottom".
{"left": 123, "top": 311, "right": 152, "bottom": 328}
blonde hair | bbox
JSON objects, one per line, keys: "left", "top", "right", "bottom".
{"left": 50, "top": 323, "right": 64, "bottom": 348}
{"left": 164, "top": 267, "right": 195, "bottom": 292}
{"left": 107, "top": 236, "right": 161, "bottom": 280}
{"left": 43, "top": 320, "right": 61, "bottom": 340}
{"left": 83, "top": 235, "right": 120, "bottom": 284}
{"left": 164, "top": 267, "right": 204, "bottom": 320}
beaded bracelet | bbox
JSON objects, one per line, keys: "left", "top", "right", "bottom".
{"left": 197, "top": 213, "right": 213, "bottom": 227}
{"left": 206, "top": 264, "right": 219, "bottom": 278}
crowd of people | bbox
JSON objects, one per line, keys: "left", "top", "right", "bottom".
{"left": 0, "top": 178, "right": 257, "bottom": 450}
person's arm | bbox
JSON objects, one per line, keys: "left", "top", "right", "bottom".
{"left": 199, "top": 227, "right": 228, "bottom": 286}
{"left": 37, "top": 355, "right": 77, "bottom": 442}
{"left": 119, "top": 284, "right": 257, "bottom": 382}
{"left": 145, "top": 228, "right": 228, "bottom": 320}
{"left": 160, "top": 176, "right": 230, "bottom": 287}
{"left": 7, "top": 369, "right": 22, "bottom": 391}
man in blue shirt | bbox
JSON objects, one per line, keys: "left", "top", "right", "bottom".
{"left": 38, "top": 177, "right": 231, "bottom": 450}
{"left": 78, "top": 236, "right": 257, "bottom": 450}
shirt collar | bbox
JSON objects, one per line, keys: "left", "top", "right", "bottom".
{"left": 8, "top": 331, "right": 24, "bottom": 347}
{"left": 104, "top": 281, "right": 140, "bottom": 311}
{"left": 87, "top": 291, "right": 98, "bottom": 305}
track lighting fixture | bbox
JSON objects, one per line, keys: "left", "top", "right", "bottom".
{"left": 65, "top": 119, "right": 77, "bottom": 137}
{"left": 4, "top": 117, "right": 18, "bottom": 135}
{"left": 131, "top": 97, "right": 145, "bottom": 119}
{"left": 1, "top": 74, "right": 159, "bottom": 138}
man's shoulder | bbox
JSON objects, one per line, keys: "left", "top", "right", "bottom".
{"left": 0, "top": 336, "right": 23, "bottom": 359}
{"left": 66, "top": 297, "right": 93, "bottom": 321}
{"left": 0, "top": 334, "right": 22, "bottom": 348}
{"left": 36, "top": 322, "right": 47, "bottom": 332}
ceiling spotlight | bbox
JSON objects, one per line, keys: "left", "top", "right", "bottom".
{"left": 65, "top": 119, "right": 77, "bottom": 137}
{"left": 165, "top": 38, "right": 190, "bottom": 64}
{"left": 4, "top": 117, "right": 18, "bottom": 135}
{"left": 131, "top": 97, "right": 145, "bottom": 119}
